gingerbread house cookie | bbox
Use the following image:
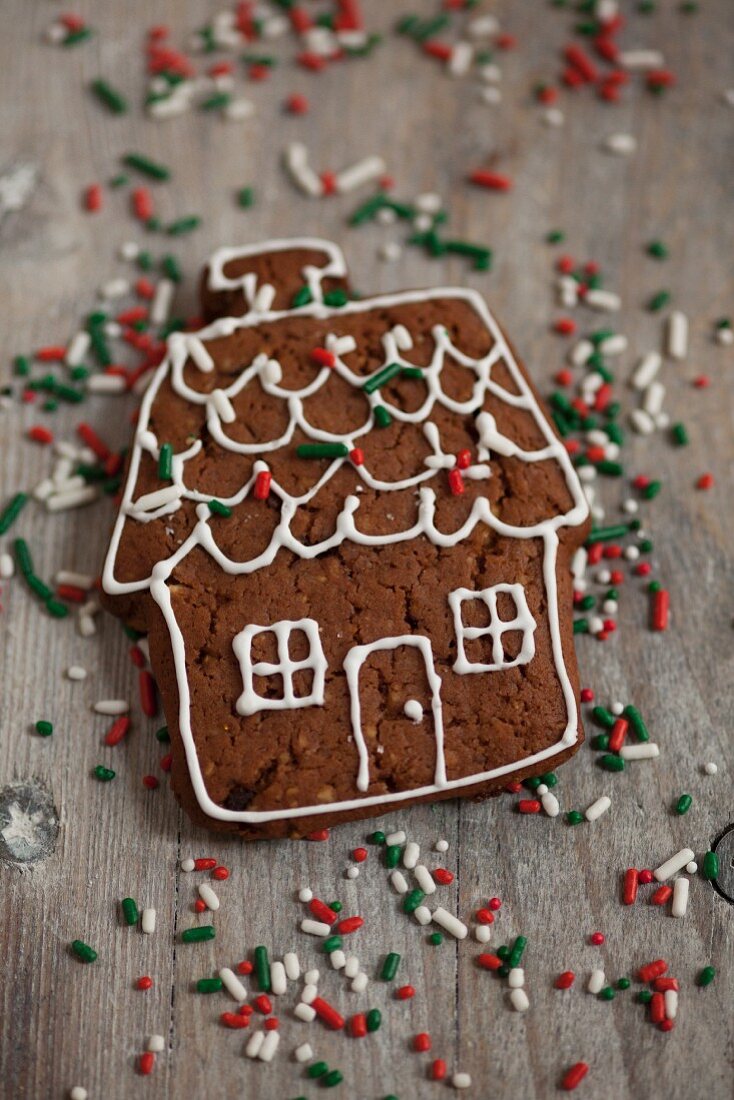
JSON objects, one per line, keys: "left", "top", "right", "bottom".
{"left": 102, "top": 240, "right": 591, "bottom": 837}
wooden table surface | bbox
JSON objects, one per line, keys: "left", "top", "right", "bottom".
{"left": 1, "top": 3, "right": 732, "bottom": 1098}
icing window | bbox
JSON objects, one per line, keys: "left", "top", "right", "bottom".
{"left": 448, "top": 584, "right": 537, "bottom": 674}
{"left": 233, "top": 618, "right": 327, "bottom": 716}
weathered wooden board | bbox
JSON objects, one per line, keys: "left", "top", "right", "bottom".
{"left": 0, "top": 3, "right": 732, "bottom": 1098}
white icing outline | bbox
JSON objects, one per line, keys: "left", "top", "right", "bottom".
{"left": 103, "top": 253, "right": 589, "bottom": 824}
{"left": 207, "top": 238, "right": 348, "bottom": 313}
{"left": 233, "top": 618, "right": 327, "bottom": 716}
{"left": 343, "top": 635, "right": 446, "bottom": 793}
{"left": 449, "top": 583, "right": 536, "bottom": 673}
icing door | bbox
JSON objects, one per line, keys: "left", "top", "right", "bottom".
{"left": 343, "top": 636, "right": 447, "bottom": 796}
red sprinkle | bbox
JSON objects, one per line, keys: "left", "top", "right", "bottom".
{"left": 28, "top": 426, "right": 54, "bottom": 445}
{"left": 580, "top": 688, "right": 594, "bottom": 703}
{"left": 469, "top": 169, "right": 513, "bottom": 191}
{"left": 352, "top": 847, "right": 368, "bottom": 863}
{"left": 311, "top": 996, "right": 344, "bottom": 1030}
{"left": 194, "top": 899, "right": 207, "bottom": 913}
{"left": 652, "top": 977, "right": 679, "bottom": 992}
{"left": 348, "top": 1012, "right": 367, "bottom": 1038}
{"left": 139, "top": 1052, "right": 155, "bottom": 1076}
{"left": 554, "top": 317, "right": 577, "bottom": 336}
{"left": 448, "top": 468, "right": 464, "bottom": 496}
{"left": 487, "top": 897, "right": 501, "bottom": 911}
{"left": 556, "top": 369, "right": 573, "bottom": 387}
{"left": 477, "top": 954, "right": 503, "bottom": 971}
{"left": 36, "top": 345, "right": 67, "bottom": 362}
{"left": 565, "top": 44, "right": 598, "bottom": 82}
{"left": 696, "top": 473, "right": 714, "bottom": 490}
{"left": 650, "top": 992, "right": 665, "bottom": 1024}
{"left": 104, "top": 716, "right": 130, "bottom": 747}
{"left": 221, "top": 1011, "right": 249, "bottom": 1029}
{"left": 311, "top": 347, "right": 336, "bottom": 368}
{"left": 431, "top": 1058, "right": 447, "bottom": 1081}
{"left": 236, "top": 960, "right": 254, "bottom": 976}
{"left": 139, "top": 669, "right": 158, "bottom": 718}
{"left": 136, "top": 975, "right": 153, "bottom": 991}
{"left": 589, "top": 932, "right": 605, "bottom": 946}
{"left": 307, "top": 828, "right": 330, "bottom": 841}
{"left": 608, "top": 718, "right": 628, "bottom": 754}
{"left": 518, "top": 799, "right": 542, "bottom": 814}
{"left": 433, "top": 868, "right": 454, "bottom": 886}
{"left": 264, "top": 1017, "right": 279, "bottom": 1031}
{"left": 212, "top": 866, "right": 229, "bottom": 881}
{"left": 455, "top": 449, "right": 472, "bottom": 470}
{"left": 129, "top": 644, "right": 146, "bottom": 668}
{"left": 254, "top": 470, "right": 272, "bottom": 501}
{"left": 285, "top": 93, "right": 309, "bottom": 115}
{"left": 555, "top": 971, "right": 576, "bottom": 990}
{"left": 659, "top": 1018, "right": 675, "bottom": 1032}
{"left": 650, "top": 885, "right": 673, "bottom": 906}
{"left": 413, "top": 1032, "right": 432, "bottom": 1053}
{"left": 336, "top": 915, "right": 364, "bottom": 935}
{"left": 622, "top": 868, "right": 639, "bottom": 905}
{"left": 638, "top": 869, "right": 654, "bottom": 885}
{"left": 254, "top": 994, "right": 272, "bottom": 1015}
{"left": 350, "top": 448, "right": 365, "bottom": 466}
{"left": 475, "top": 908, "right": 495, "bottom": 926}
{"left": 142, "top": 775, "right": 159, "bottom": 790}
{"left": 395, "top": 985, "right": 415, "bottom": 1000}
{"left": 85, "top": 183, "right": 103, "bottom": 212}
{"left": 194, "top": 858, "right": 217, "bottom": 871}
{"left": 638, "top": 959, "right": 668, "bottom": 983}
{"left": 651, "top": 588, "right": 670, "bottom": 631}
{"left": 309, "top": 898, "right": 339, "bottom": 925}
{"left": 77, "top": 422, "right": 110, "bottom": 461}
{"left": 561, "top": 1062, "right": 590, "bottom": 1091}
{"left": 238, "top": 1003, "right": 253, "bottom": 1016}
{"left": 132, "top": 187, "right": 154, "bottom": 221}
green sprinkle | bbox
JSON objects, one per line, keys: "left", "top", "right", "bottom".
{"left": 0, "top": 492, "right": 28, "bottom": 535}
{"left": 403, "top": 889, "right": 425, "bottom": 914}
{"left": 385, "top": 844, "right": 401, "bottom": 868}
{"left": 590, "top": 734, "right": 610, "bottom": 751}
{"left": 429, "top": 932, "right": 443, "bottom": 946}
{"left": 524, "top": 776, "right": 542, "bottom": 791}
{"left": 373, "top": 404, "right": 392, "bottom": 429}
{"left": 322, "top": 935, "right": 343, "bottom": 954}
{"left": 90, "top": 79, "right": 128, "bottom": 115}
{"left": 121, "top": 897, "right": 139, "bottom": 925}
{"left": 702, "top": 851, "right": 720, "bottom": 880}
{"left": 380, "top": 952, "right": 401, "bottom": 981}
{"left": 508, "top": 936, "right": 527, "bottom": 968}
{"left": 648, "top": 290, "right": 671, "bottom": 312}
{"left": 671, "top": 422, "right": 689, "bottom": 446}
{"left": 237, "top": 186, "right": 255, "bottom": 209}
{"left": 599, "top": 986, "right": 615, "bottom": 1001}
{"left": 296, "top": 443, "right": 349, "bottom": 459}
{"left": 617, "top": 977, "right": 631, "bottom": 990}
{"left": 35, "top": 720, "right": 53, "bottom": 738}
{"left": 648, "top": 580, "right": 663, "bottom": 594}
{"left": 573, "top": 618, "right": 589, "bottom": 635}
{"left": 201, "top": 92, "right": 231, "bottom": 111}
{"left": 162, "top": 255, "right": 182, "bottom": 283}
{"left": 578, "top": 595, "right": 595, "bottom": 612}
{"left": 366, "top": 1008, "right": 382, "bottom": 1032}
{"left": 596, "top": 460, "right": 623, "bottom": 477}
{"left": 547, "top": 230, "right": 565, "bottom": 244}
{"left": 586, "top": 524, "right": 632, "bottom": 545}
{"left": 167, "top": 216, "right": 201, "bottom": 237}
{"left": 71, "top": 940, "right": 98, "bottom": 963}
{"left": 323, "top": 1070, "right": 343, "bottom": 1087}
{"left": 592, "top": 706, "right": 615, "bottom": 729}
{"left": 208, "top": 499, "right": 232, "bottom": 517}
{"left": 13, "top": 355, "right": 30, "bottom": 377}
{"left": 254, "top": 945, "right": 271, "bottom": 991}
{"left": 363, "top": 362, "right": 401, "bottom": 394}
{"left": 496, "top": 946, "right": 510, "bottom": 960}
{"left": 697, "top": 966, "right": 716, "bottom": 987}
{"left": 158, "top": 443, "right": 173, "bottom": 481}
{"left": 675, "top": 793, "right": 692, "bottom": 815}
{"left": 155, "top": 726, "right": 170, "bottom": 742}
{"left": 599, "top": 753, "right": 625, "bottom": 772}
{"left": 401, "top": 366, "right": 424, "bottom": 380}
{"left": 182, "top": 926, "right": 216, "bottom": 943}
{"left": 642, "top": 480, "right": 662, "bottom": 500}
{"left": 94, "top": 765, "right": 115, "bottom": 782}
{"left": 291, "top": 285, "right": 313, "bottom": 308}
{"left": 123, "top": 153, "right": 171, "bottom": 181}
{"left": 64, "top": 27, "right": 94, "bottom": 46}
{"left": 197, "top": 977, "right": 223, "bottom": 994}
{"left": 637, "top": 990, "right": 653, "bottom": 1004}
{"left": 307, "top": 1062, "right": 329, "bottom": 1079}
{"left": 27, "top": 574, "right": 52, "bottom": 600}
{"left": 323, "top": 288, "right": 349, "bottom": 308}
{"left": 109, "top": 174, "right": 129, "bottom": 188}
{"left": 540, "top": 772, "right": 558, "bottom": 788}
{"left": 328, "top": 901, "right": 342, "bottom": 913}
{"left": 349, "top": 193, "right": 387, "bottom": 226}
{"left": 137, "top": 250, "right": 154, "bottom": 271}
{"left": 566, "top": 810, "right": 584, "bottom": 825}
{"left": 369, "top": 830, "right": 385, "bottom": 844}
{"left": 647, "top": 240, "right": 668, "bottom": 260}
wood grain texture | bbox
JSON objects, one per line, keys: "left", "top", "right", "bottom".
{"left": 0, "top": 2, "right": 732, "bottom": 1098}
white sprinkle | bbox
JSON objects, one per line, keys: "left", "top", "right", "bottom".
{"left": 542, "top": 107, "right": 564, "bottom": 127}
{"left": 351, "top": 971, "right": 368, "bottom": 993}
{"left": 78, "top": 613, "right": 96, "bottom": 638}
{"left": 258, "top": 1029, "right": 280, "bottom": 1063}
{"left": 585, "top": 288, "right": 622, "bottom": 312}
{"left": 346, "top": 866, "right": 360, "bottom": 880}
{"left": 479, "top": 62, "right": 502, "bottom": 84}
{"left": 147, "top": 1034, "right": 165, "bottom": 1053}
{"left": 671, "top": 877, "right": 690, "bottom": 918}
{"left": 56, "top": 569, "right": 93, "bottom": 589}
{"left": 284, "top": 952, "right": 300, "bottom": 981}
{"left": 0, "top": 553, "right": 15, "bottom": 579}
{"left": 344, "top": 955, "right": 360, "bottom": 978}
{"left": 469, "top": 14, "right": 499, "bottom": 37}
{"left": 481, "top": 85, "right": 503, "bottom": 105}
{"left": 703, "top": 762, "right": 718, "bottom": 775}
{"left": 630, "top": 409, "right": 655, "bottom": 435}
{"left": 69, "top": 1089, "right": 88, "bottom": 1100}
{"left": 686, "top": 861, "right": 698, "bottom": 875}
{"left": 391, "top": 870, "right": 409, "bottom": 894}
{"left": 198, "top": 884, "right": 219, "bottom": 911}
{"left": 87, "top": 373, "right": 127, "bottom": 394}
{"left": 414, "top": 906, "right": 433, "bottom": 926}
{"left": 301, "top": 919, "right": 330, "bottom": 937}
{"left": 100, "top": 277, "right": 130, "bottom": 300}
{"left": 449, "top": 41, "right": 474, "bottom": 77}
{"left": 510, "top": 987, "right": 530, "bottom": 1012}
{"left": 453, "top": 1073, "right": 472, "bottom": 1090}
{"left": 66, "top": 665, "right": 87, "bottom": 681}
{"left": 185, "top": 336, "right": 215, "bottom": 374}
{"left": 224, "top": 97, "right": 256, "bottom": 121}
{"left": 142, "top": 908, "right": 156, "bottom": 935}
{"left": 252, "top": 283, "right": 276, "bottom": 313}
{"left": 722, "top": 88, "right": 734, "bottom": 107}
{"left": 133, "top": 485, "right": 181, "bottom": 513}
{"left": 716, "top": 325, "right": 733, "bottom": 346}
{"left": 211, "top": 388, "right": 236, "bottom": 423}
{"left": 665, "top": 989, "right": 679, "bottom": 1020}
{"left": 386, "top": 830, "right": 406, "bottom": 846}
{"left": 330, "top": 950, "right": 346, "bottom": 970}
{"left": 415, "top": 193, "right": 442, "bottom": 214}
{"left": 435, "top": 839, "right": 449, "bottom": 853}
{"left": 654, "top": 847, "right": 695, "bottom": 882}
{"left": 294, "top": 1002, "right": 316, "bottom": 1022}
{"left": 620, "top": 742, "right": 659, "bottom": 761}
{"left": 379, "top": 241, "right": 402, "bottom": 263}
{"left": 585, "top": 795, "right": 611, "bottom": 822}
{"left": 508, "top": 967, "right": 525, "bottom": 989}
{"left": 588, "top": 969, "right": 605, "bottom": 994}
{"left": 120, "top": 241, "right": 140, "bottom": 261}
{"left": 599, "top": 334, "right": 628, "bottom": 357}
{"left": 150, "top": 278, "right": 175, "bottom": 326}
{"left": 541, "top": 791, "right": 560, "bottom": 818}
{"left": 376, "top": 206, "right": 397, "bottom": 225}
{"left": 414, "top": 864, "right": 436, "bottom": 895}
{"left": 403, "top": 841, "right": 420, "bottom": 869}
{"left": 295, "top": 1042, "right": 313, "bottom": 1063}
{"left": 643, "top": 381, "right": 666, "bottom": 416}
{"left": 332, "top": 335, "right": 358, "bottom": 356}
{"left": 570, "top": 338, "right": 594, "bottom": 367}
{"left": 180, "top": 858, "right": 195, "bottom": 872}
{"left": 475, "top": 924, "right": 491, "bottom": 944}
{"left": 284, "top": 143, "right": 324, "bottom": 198}
{"left": 93, "top": 699, "right": 129, "bottom": 716}
{"left": 304, "top": 969, "right": 319, "bottom": 985}
{"left": 666, "top": 311, "right": 688, "bottom": 360}
{"left": 620, "top": 49, "right": 665, "bottom": 70}
{"left": 432, "top": 907, "right": 468, "bottom": 940}
{"left": 46, "top": 486, "right": 99, "bottom": 512}
{"left": 334, "top": 155, "right": 386, "bottom": 194}
{"left": 631, "top": 351, "right": 662, "bottom": 390}
{"left": 298, "top": 887, "right": 313, "bottom": 903}
{"left": 245, "top": 1030, "right": 265, "bottom": 1058}
{"left": 604, "top": 133, "right": 637, "bottom": 157}
{"left": 301, "top": 984, "right": 318, "bottom": 1005}
{"left": 65, "top": 331, "right": 91, "bottom": 367}
{"left": 219, "top": 967, "right": 247, "bottom": 1001}
{"left": 557, "top": 275, "right": 579, "bottom": 308}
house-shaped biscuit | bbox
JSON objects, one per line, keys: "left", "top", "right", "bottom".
{"left": 102, "top": 240, "right": 590, "bottom": 837}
